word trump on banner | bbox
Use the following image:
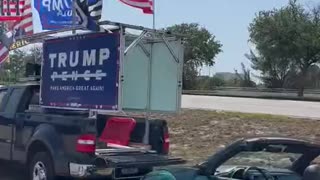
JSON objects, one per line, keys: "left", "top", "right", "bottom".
{"left": 41, "top": 33, "right": 120, "bottom": 111}
{"left": 49, "top": 48, "right": 110, "bottom": 81}
{"left": 35, "top": 0, "right": 73, "bottom": 29}
{"left": 35, "top": 0, "right": 103, "bottom": 31}
{"left": 41, "top": 0, "right": 72, "bottom": 16}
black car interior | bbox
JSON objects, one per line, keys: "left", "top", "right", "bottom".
{"left": 202, "top": 138, "right": 320, "bottom": 180}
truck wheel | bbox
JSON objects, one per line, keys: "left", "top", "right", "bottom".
{"left": 28, "top": 152, "right": 55, "bottom": 180}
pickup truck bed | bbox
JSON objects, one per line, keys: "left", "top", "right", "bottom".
{"left": 0, "top": 83, "right": 184, "bottom": 180}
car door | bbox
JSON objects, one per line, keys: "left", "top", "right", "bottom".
{"left": 0, "top": 88, "right": 13, "bottom": 160}
{"left": 0, "top": 87, "right": 24, "bottom": 160}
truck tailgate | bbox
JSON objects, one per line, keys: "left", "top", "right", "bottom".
{"left": 95, "top": 150, "right": 185, "bottom": 168}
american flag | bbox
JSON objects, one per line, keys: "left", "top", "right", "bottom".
{"left": 0, "top": 0, "right": 26, "bottom": 21}
{"left": 119, "top": 0, "right": 153, "bottom": 14}
{"left": 0, "top": 0, "right": 33, "bottom": 64}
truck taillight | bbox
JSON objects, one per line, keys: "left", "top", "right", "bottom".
{"left": 76, "top": 134, "right": 96, "bottom": 153}
{"left": 163, "top": 132, "right": 170, "bottom": 154}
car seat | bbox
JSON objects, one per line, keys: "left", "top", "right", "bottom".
{"left": 302, "top": 164, "right": 320, "bottom": 180}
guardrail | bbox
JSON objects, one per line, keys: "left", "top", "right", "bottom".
{"left": 182, "top": 87, "right": 320, "bottom": 101}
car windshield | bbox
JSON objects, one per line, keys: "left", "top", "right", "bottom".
{"left": 222, "top": 151, "right": 302, "bottom": 169}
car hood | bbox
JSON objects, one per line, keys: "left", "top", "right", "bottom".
{"left": 215, "top": 165, "right": 298, "bottom": 176}
{"left": 150, "top": 165, "right": 297, "bottom": 180}
{"left": 151, "top": 166, "right": 208, "bottom": 180}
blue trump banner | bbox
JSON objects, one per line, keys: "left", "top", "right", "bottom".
{"left": 41, "top": 32, "right": 120, "bottom": 111}
{"left": 34, "top": 0, "right": 104, "bottom": 31}
{"left": 34, "top": 0, "right": 73, "bottom": 30}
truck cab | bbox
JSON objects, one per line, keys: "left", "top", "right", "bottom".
{"left": 0, "top": 82, "right": 184, "bottom": 180}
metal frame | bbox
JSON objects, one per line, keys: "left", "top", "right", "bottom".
{"left": 18, "top": 20, "right": 184, "bottom": 144}
{"left": 107, "top": 22, "right": 183, "bottom": 144}
{"left": 122, "top": 35, "right": 183, "bottom": 114}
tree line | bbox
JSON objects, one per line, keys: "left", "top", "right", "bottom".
{"left": 167, "top": 0, "right": 320, "bottom": 97}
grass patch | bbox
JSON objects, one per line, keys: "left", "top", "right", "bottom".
{"left": 123, "top": 109, "right": 320, "bottom": 164}
{"left": 161, "top": 109, "right": 320, "bottom": 165}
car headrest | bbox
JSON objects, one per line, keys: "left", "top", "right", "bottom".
{"left": 303, "top": 164, "right": 320, "bottom": 180}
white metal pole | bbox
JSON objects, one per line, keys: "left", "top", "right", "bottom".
{"left": 72, "top": 0, "right": 77, "bottom": 34}
{"left": 143, "top": 0, "right": 156, "bottom": 145}
{"left": 152, "top": 0, "right": 156, "bottom": 29}
{"left": 143, "top": 42, "right": 152, "bottom": 145}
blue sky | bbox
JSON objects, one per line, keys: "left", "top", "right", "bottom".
{"left": 32, "top": 0, "right": 316, "bottom": 75}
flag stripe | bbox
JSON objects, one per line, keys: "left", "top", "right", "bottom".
{"left": 0, "top": 0, "right": 31, "bottom": 21}
{"left": 0, "top": 46, "right": 8, "bottom": 57}
{"left": 88, "top": 0, "right": 103, "bottom": 12}
{"left": 3, "top": 1, "right": 25, "bottom": 5}
{"left": 0, "top": 45, "right": 9, "bottom": 64}
{"left": 119, "top": 0, "right": 153, "bottom": 14}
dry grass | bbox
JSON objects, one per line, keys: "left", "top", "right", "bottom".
{"left": 160, "top": 109, "right": 320, "bottom": 165}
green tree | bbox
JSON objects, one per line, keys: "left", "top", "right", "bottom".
{"left": 248, "top": 0, "right": 320, "bottom": 96}
{"left": 25, "top": 46, "right": 43, "bottom": 64}
{"left": 3, "top": 49, "right": 27, "bottom": 82}
{"left": 209, "top": 76, "right": 225, "bottom": 87}
{"left": 166, "top": 23, "right": 222, "bottom": 90}
{"left": 197, "top": 76, "right": 226, "bottom": 90}
{"left": 235, "top": 63, "right": 256, "bottom": 87}
{"left": 245, "top": 51, "right": 293, "bottom": 88}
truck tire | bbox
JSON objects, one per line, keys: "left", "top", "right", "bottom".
{"left": 28, "top": 152, "right": 55, "bottom": 180}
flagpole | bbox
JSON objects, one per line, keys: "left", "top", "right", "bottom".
{"left": 143, "top": 0, "right": 156, "bottom": 145}
{"left": 72, "top": 0, "right": 76, "bottom": 34}
{"left": 152, "top": 0, "right": 155, "bottom": 29}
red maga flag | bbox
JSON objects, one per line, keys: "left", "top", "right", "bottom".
{"left": 0, "top": 0, "right": 26, "bottom": 21}
{"left": 119, "top": 0, "right": 153, "bottom": 14}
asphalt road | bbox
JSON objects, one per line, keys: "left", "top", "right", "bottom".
{"left": 182, "top": 95, "right": 320, "bottom": 119}
{"left": 0, "top": 161, "right": 26, "bottom": 180}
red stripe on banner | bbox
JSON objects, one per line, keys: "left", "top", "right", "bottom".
{"left": 119, "top": 0, "right": 153, "bottom": 14}
{"left": 0, "top": 17, "right": 22, "bottom": 21}
{"left": 3, "top": 9, "right": 23, "bottom": 13}
{"left": 0, "top": 0, "right": 28, "bottom": 21}
{"left": 22, "top": 4, "right": 31, "bottom": 10}
{"left": 0, "top": 50, "right": 9, "bottom": 64}
{"left": 20, "top": 22, "right": 33, "bottom": 31}
{"left": 0, "top": 0, "right": 33, "bottom": 55}
{"left": 13, "top": 13, "right": 32, "bottom": 26}
{"left": 21, "top": 13, "right": 32, "bottom": 19}
{"left": 14, "top": 20, "right": 32, "bottom": 30}
{"left": 3, "top": 1, "right": 24, "bottom": 5}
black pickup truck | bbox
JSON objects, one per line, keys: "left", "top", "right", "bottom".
{"left": 0, "top": 82, "right": 184, "bottom": 180}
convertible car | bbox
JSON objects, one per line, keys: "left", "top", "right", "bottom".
{"left": 143, "top": 137, "right": 320, "bottom": 180}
